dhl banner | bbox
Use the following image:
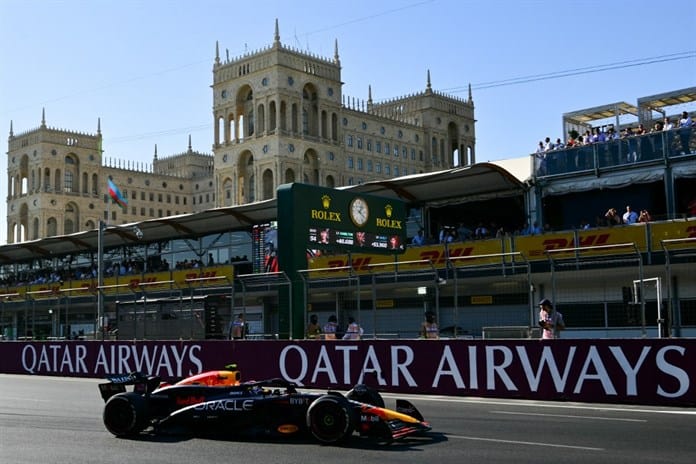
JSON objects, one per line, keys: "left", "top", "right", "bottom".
{"left": 306, "top": 239, "right": 506, "bottom": 277}
{"left": 0, "top": 265, "right": 234, "bottom": 300}
{"left": 514, "top": 225, "right": 649, "bottom": 261}
{"left": 650, "top": 219, "right": 696, "bottom": 251}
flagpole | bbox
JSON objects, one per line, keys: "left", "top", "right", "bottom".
{"left": 97, "top": 218, "right": 104, "bottom": 340}
{"left": 97, "top": 185, "right": 111, "bottom": 340}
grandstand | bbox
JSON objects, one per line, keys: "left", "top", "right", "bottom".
{"left": 1, "top": 88, "right": 694, "bottom": 341}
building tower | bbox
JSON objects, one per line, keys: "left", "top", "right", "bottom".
{"left": 6, "top": 111, "right": 215, "bottom": 244}
{"left": 212, "top": 20, "right": 476, "bottom": 207}
{"left": 6, "top": 110, "right": 104, "bottom": 242}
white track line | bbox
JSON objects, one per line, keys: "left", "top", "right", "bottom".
{"left": 447, "top": 434, "right": 604, "bottom": 451}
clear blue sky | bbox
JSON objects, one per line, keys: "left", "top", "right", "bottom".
{"left": 1, "top": 0, "right": 695, "bottom": 244}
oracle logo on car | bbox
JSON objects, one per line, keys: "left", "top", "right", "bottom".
{"left": 194, "top": 399, "right": 254, "bottom": 412}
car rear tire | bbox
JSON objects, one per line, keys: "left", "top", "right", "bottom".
{"left": 346, "top": 384, "right": 385, "bottom": 408}
{"left": 103, "top": 392, "right": 148, "bottom": 437}
{"left": 306, "top": 394, "right": 353, "bottom": 444}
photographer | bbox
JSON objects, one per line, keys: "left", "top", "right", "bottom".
{"left": 538, "top": 298, "right": 565, "bottom": 339}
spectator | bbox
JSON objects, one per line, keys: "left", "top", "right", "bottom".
{"left": 323, "top": 315, "right": 338, "bottom": 340}
{"left": 529, "top": 222, "right": 542, "bottom": 235}
{"left": 638, "top": 209, "right": 652, "bottom": 223}
{"left": 306, "top": 314, "right": 321, "bottom": 339}
{"left": 412, "top": 229, "right": 426, "bottom": 246}
{"left": 229, "top": 313, "right": 246, "bottom": 340}
{"left": 535, "top": 141, "right": 547, "bottom": 175}
{"left": 420, "top": 311, "right": 439, "bottom": 339}
{"left": 457, "top": 222, "right": 472, "bottom": 241}
{"left": 622, "top": 127, "right": 638, "bottom": 162}
{"left": 579, "top": 219, "right": 591, "bottom": 230}
{"left": 518, "top": 222, "right": 530, "bottom": 236}
{"left": 474, "top": 222, "right": 489, "bottom": 239}
{"left": 538, "top": 298, "right": 565, "bottom": 340}
{"left": 678, "top": 111, "right": 693, "bottom": 155}
{"left": 438, "top": 225, "right": 448, "bottom": 244}
{"left": 623, "top": 205, "right": 638, "bottom": 224}
{"left": 664, "top": 118, "right": 676, "bottom": 155}
{"left": 544, "top": 137, "right": 554, "bottom": 151}
{"left": 342, "top": 317, "right": 363, "bottom": 340}
{"left": 605, "top": 208, "right": 622, "bottom": 226}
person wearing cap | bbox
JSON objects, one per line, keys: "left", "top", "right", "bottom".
{"left": 538, "top": 299, "right": 565, "bottom": 339}
{"left": 323, "top": 314, "right": 339, "bottom": 340}
{"left": 420, "top": 311, "right": 439, "bottom": 339}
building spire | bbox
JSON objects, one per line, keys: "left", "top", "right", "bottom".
{"left": 97, "top": 117, "right": 101, "bottom": 135}
{"left": 468, "top": 83, "right": 473, "bottom": 103}
{"left": 426, "top": 69, "right": 432, "bottom": 92}
{"left": 274, "top": 18, "right": 280, "bottom": 47}
{"left": 41, "top": 107, "right": 46, "bottom": 127}
{"left": 9, "top": 120, "right": 13, "bottom": 138}
{"left": 188, "top": 134, "right": 192, "bottom": 153}
{"left": 215, "top": 40, "right": 221, "bottom": 66}
{"left": 154, "top": 144, "right": 158, "bottom": 161}
{"left": 334, "top": 38, "right": 340, "bottom": 65}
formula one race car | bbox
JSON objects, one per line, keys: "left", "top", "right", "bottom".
{"left": 98, "top": 365, "right": 431, "bottom": 444}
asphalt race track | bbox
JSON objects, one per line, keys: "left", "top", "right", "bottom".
{"left": 1, "top": 374, "right": 695, "bottom": 464}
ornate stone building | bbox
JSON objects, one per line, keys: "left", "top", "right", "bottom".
{"left": 213, "top": 20, "right": 476, "bottom": 206}
{"left": 6, "top": 112, "right": 214, "bottom": 243}
{"left": 6, "top": 21, "right": 476, "bottom": 243}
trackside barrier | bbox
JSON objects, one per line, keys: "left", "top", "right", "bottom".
{"left": 2, "top": 338, "right": 695, "bottom": 407}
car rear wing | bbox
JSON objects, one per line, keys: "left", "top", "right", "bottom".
{"left": 98, "top": 372, "right": 162, "bottom": 402}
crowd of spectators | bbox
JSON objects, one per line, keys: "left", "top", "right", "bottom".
{"left": 602, "top": 205, "right": 651, "bottom": 227}
{"left": 0, "top": 254, "right": 253, "bottom": 289}
{"left": 534, "top": 111, "right": 694, "bottom": 171}
{"left": 410, "top": 202, "right": 658, "bottom": 246}
{"left": 411, "top": 220, "right": 557, "bottom": 246}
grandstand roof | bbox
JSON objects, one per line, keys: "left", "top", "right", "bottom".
{"left": 0, "top": 163, "right": 526, "bottom": 263}
{"left": 637, "top": 87, "right": 696, "bottom": 112}
{"left": 345, "top": 162, "right": 526, "bottom": 207}
{"left": 563, "top": 101, "right": 639, "bottom": 125}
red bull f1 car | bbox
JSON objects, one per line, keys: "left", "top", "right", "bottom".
{"left": 98, "top": 365, "right": 431, "bottom": 444}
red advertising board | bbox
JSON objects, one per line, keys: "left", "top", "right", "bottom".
{"left": 1, "top": 339, "right": 694, "bottom": 407}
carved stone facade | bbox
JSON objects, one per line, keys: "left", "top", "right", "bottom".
{"left": 6, "top": 114, "right": 214, "bottom": 243}
{"left": 6, "top": 21, "right": 476, "bottom": 243}
{"left": 213, "top": 21, "right": 476, "bottom": 207}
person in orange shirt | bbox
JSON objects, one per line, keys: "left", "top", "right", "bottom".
{"left": 306, "top": 314, "right": 321, "bottom": 339}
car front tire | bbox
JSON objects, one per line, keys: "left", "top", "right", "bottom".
{"left": 306, "top": 394, "right": 353, "bottom": 444}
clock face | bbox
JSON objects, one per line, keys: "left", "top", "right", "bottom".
{"left": 350, "top": 197, "right": 369, "bottom": 227}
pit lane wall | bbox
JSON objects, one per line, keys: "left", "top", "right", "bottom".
{"left": 1, "top": 339, "right": 694, "bottom": 407}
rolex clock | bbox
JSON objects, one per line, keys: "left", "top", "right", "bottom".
{"left": 349, "top": 197, "right": 369, "bottom": 227}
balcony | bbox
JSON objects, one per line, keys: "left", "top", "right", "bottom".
{"left": 533, "top": 127, "right": 694, "bottom": 178}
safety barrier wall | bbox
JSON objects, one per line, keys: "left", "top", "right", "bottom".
{"left": 1, "top": 339, "right": 694, "bottom": 407}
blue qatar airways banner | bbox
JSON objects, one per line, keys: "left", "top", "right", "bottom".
{"left": 0, "top": 339, "right": 694, "bottom": 407}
